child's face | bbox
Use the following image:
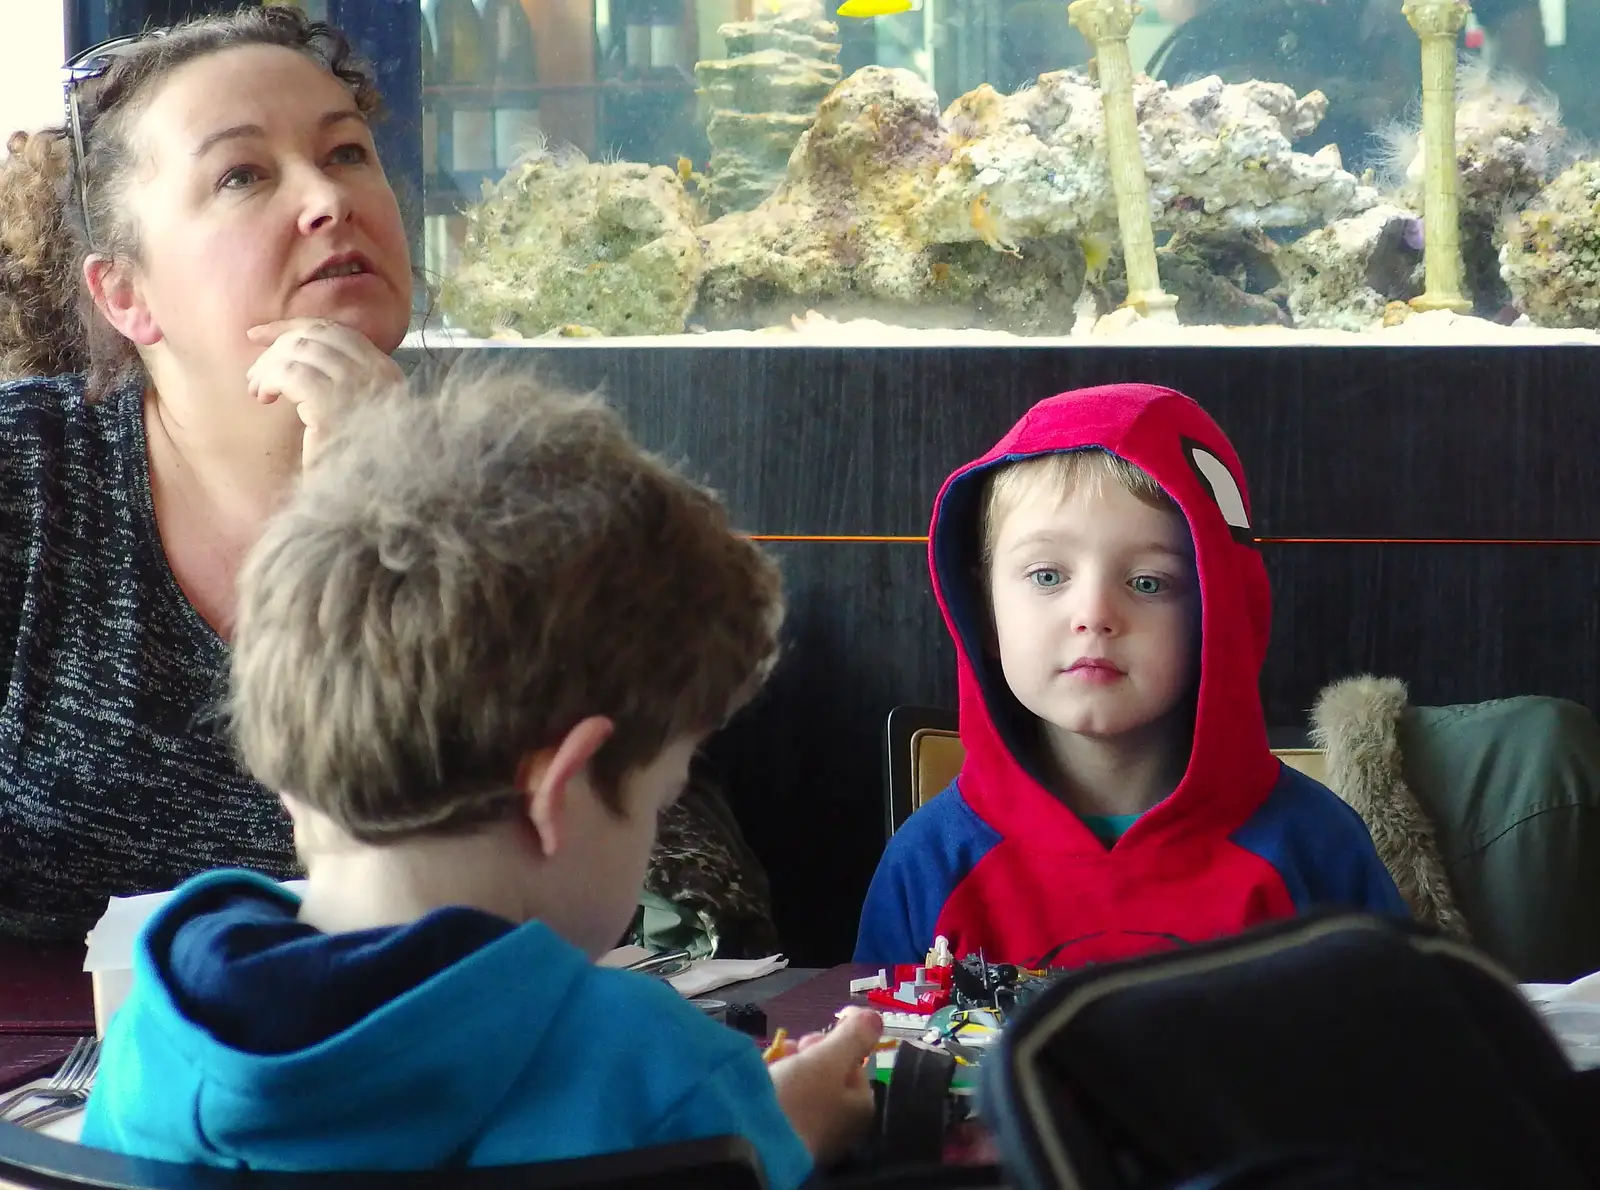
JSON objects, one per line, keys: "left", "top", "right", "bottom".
{"left": 554, "top": 734, "right": 701, "bottom": 959}
{"left": 987, "top": 477, "right": 1199, "bottom": 746}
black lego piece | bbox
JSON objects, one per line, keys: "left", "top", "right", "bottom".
{"left": 723, "top": 1003, "right": 767, "bottom": 1038}
{"left": 879, "top": 1040, "right": 957, "bottom": 1167}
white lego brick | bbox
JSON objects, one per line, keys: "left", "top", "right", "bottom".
{"left": 882, "top": 1010, "right": 933, "bottom": 1032}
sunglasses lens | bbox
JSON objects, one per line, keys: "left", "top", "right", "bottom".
{"left": 63, "top": 34, "right": 146, "bottom": 83}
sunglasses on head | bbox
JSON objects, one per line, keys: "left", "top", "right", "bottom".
{"left": 61, "top": 31, "right": 167, "bottom": 246}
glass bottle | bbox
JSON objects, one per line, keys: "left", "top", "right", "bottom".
{"left": 436, "top": 0, "right": 494, "bottom": 173}
{"left": 488, "top": 0, "right": 542, "bottom": 169}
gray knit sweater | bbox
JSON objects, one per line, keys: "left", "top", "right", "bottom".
{"left": 0, "top": 375, "right": 296, "bottom": 939}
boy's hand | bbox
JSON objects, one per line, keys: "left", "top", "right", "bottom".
{"left": 767, "top": 1007, "right": 883, "bottom": 1166}
{"left": 245, "top": 319, "right": 405, "bottom": 469}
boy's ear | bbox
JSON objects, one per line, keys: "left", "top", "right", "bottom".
{"left": 83, "top": 254, "right": 161, "bottom": 347}
{"left": 516, "top": 716, "right": 615, "bottom": 858}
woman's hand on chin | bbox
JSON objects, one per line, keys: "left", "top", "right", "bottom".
{"left": 245, "top": 319, "right": 406, "bottom": 469}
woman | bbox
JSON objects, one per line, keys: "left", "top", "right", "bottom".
{"left": 0, "top": 7, "right": 777, "bottom": 955}
{"left": 0, "top": 8, "right": 408, "bottom": 940}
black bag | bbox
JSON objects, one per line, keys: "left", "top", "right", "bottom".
{"left": 982, "top": 912, "right": 1600, "bottom": 1190}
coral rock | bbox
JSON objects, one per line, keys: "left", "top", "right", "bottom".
{"left": 698, "top": 67, "right": 1087, "bottom": 334}
{"left": 1281, "top": 204, "right": 1424, "bottom": 330}
{"left": 699, "top": 65, "right": 1371, "bottom": 332}
{"left": 1499, "top": 160, "right": 1600, "bottom": 329}
{"left": 695, "top": 10, "right": 842, "bottom": 217}
{"left": 913, "top": 71, "right": 1372, "bottom": 251}
{"left": 440, "top": 154, "right": 702, "bottom": 338}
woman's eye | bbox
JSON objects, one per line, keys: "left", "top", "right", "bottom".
{"left": 218, "top": 165, "right": 262, "bottom": 190}
{"left": 1028, "top": 568, "right": 1063, "bottom": 589}
{"left": 330, "top": 143, "right": 369, "bottom": 165}
{"left": 1130, "top": 575, "right": 1166, "bottom": 595}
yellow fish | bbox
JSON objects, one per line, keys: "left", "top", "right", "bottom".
{"left": 1079, "top": 231, "right": 1113, "bottom": 280}
{"left": 836, "top": 0, "right": 922, "bottom": 18}
{"left": 970, "top": 191, "right": 1021, "bottom": 258}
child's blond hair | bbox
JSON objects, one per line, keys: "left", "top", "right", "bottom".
{"left": 228, "top": 367, "right": 784, "bottom": 843}
{"left": 980, "top": 449, "right": 1178, "bottom": 565}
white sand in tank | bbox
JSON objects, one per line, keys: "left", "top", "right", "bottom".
{"left": 404, "top": 308, "right": 1600, "bottom": 350}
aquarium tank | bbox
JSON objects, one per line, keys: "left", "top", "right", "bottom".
{"left": 416, "top": 0, "right": 1600, "bottom": 344}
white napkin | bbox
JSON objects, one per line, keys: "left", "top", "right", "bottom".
{"left": 1521, "top": 970, "right": 1600, "bottom": 1005}
{"left": 596, "top": 947, "right": 789, "bottom": 997}
{"left": 668, "top": 955, "right": 788, "bottom": 998}
{"left": 1521, "top": 971, "right": 1600, "bottom": 1069}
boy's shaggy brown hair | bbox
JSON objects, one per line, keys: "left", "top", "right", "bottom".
{"left": 228, "top": 367, "right": 784, "bottom": 842}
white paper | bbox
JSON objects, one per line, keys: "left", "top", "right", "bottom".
{"left": 668, "top": 955, "right": 788, "bottom": 998}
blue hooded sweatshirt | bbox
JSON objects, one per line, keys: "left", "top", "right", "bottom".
{"left": 80, "top": 870, "right": 811, "bottom": 1184}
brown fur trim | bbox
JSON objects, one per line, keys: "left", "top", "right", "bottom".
{"left": 1310, "top": 676, "right": 1472, "bottom": 940}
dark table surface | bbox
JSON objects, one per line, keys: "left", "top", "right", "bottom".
{"left": 0, "top": 936, "right": 95, "bottom": 1093}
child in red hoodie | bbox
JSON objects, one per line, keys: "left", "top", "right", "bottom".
{"left": 855, "top": 384, "right": 1406, "bottom": 967}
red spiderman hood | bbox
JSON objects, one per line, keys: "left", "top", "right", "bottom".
{"left": 929, "top": 383, "right": 1280, "bottom": 850}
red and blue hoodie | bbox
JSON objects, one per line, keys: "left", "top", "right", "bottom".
{"left": 854, "top": 384, "right": 1406, "bottom": 968}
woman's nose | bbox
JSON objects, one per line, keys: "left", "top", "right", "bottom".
{"left": 296, "top": 170, "right": 352, "bottom": 234}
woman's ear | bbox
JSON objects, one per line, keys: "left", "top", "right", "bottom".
{"left": 83, "top": 254, "right": 161, "bottom": 347}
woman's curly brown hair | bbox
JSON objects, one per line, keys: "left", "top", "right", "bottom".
{"left": 0, "top": 5, "right": 382, "bottom": 399}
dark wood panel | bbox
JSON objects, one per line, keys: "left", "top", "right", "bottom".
{"left": 1262, "top": 543, "right": 1600, "bottom": 724}
{"left": 404, "top": 345, "right": 1600, "bottom": 540}
{"left": 703, "top": 541, "right": 949, "bottom": 968}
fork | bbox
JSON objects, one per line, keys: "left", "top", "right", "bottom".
{"left": 0, "top": 1037, "right": 100, "bottom": 1123}
{"left": 10, "top": 1090, "right": 92, "bottom": 1131}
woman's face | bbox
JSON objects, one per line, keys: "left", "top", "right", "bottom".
{"left": 114, "top": 44, "right": 412, "bottom": 375}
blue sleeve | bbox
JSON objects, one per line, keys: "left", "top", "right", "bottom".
{"left": 645, "top": 1048, "right": 813, "bottom": 1190}
{"left": 853, "top": 784, "right": 999, "bottom": 965}
{"left": 1231, "top": 768, "right": 1411, "bottom": 919}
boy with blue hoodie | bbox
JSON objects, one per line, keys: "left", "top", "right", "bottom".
{"left": 856, "top": 383, "right": 1406, "bottom": 968}
{"left": 81, "top": 370, "right": 882, "bottom": 1181}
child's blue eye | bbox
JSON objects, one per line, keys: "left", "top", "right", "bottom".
{"left": 1130, "top": 575, "right": 1166, "bottom": 595}
{"left": 1028, "top": 568, "right": 1062, "bottom": 589}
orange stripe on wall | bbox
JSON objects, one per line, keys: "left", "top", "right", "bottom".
{"left": 747, "top": 535, "right": 1600, "bottom": 546}
{"left": 749, "top": 535, "right": 931, "bottom": 543}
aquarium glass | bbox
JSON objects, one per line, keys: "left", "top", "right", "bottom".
{"left": 417, "top": 0, "right": 1600, "bottom": 344}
